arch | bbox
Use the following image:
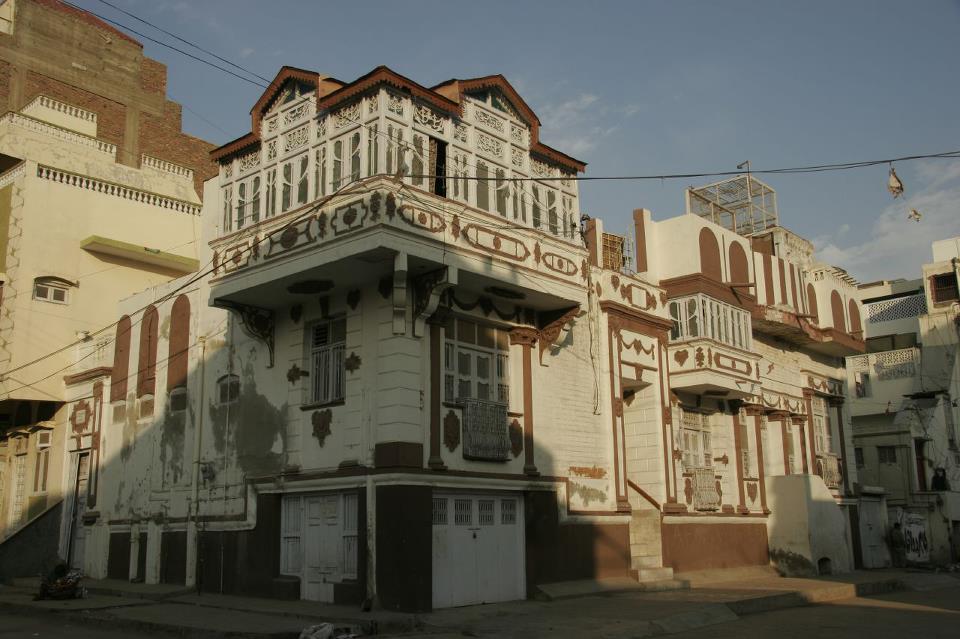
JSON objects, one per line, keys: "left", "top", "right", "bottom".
{"left": 848, "top": 299, "right": 862, "bottom": 336}
{"left": 167, "top": 296, "right": 191, "bottom": 392}
{"left": 830, "top": 291, "right": 845, "bottom": 332}
{"left": 728, "top": 242, "right": 749, "bottom": 283}
{"left": 698, "top": 227, "right": 722, "bottom": 281}
{"left": 137, "top": 305, "right": 159, "bottom": 398}
{"left": 806, "top": 284, "right": 819, "bottom": 324}
{"left": 110, "top": 315, "right": 132, "bottom": 402}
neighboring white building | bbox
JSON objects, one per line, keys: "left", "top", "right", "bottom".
{"left": 848, "top": 238, "right": 960, "bottom": 566}
{"left": 60, "top": 66, "right": 867, "bottom": 611}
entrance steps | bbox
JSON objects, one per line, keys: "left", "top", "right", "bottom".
{"left": 676, "top": 565, "right": 779, "bottom": 587}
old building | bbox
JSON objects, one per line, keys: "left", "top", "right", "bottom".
{"left": 847, "top": 238, "right": 960, "bottom": 566}
{"left": 59, "top": 63, "right": 870, "bottom": 611}
{"left": 0, "top": 0, "right": 215, "bottom": 575}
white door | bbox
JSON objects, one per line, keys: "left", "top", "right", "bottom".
{"left": 859, "top": 497, "right": 889, "bottom": 568}
{"left": 303, "top": 495, "right": 341, "bottom": 602}
{"left": 69, "top": 453, "right": 90, "bottom": 570}
{"left": 432, "top": 493, "right": 524, "bottom": 609}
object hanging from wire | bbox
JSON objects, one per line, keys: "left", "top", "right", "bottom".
{"left": 888, "top": 165, "right": 905, "bottom": 198}
{"left": 908, "top": 209, "right": 922, "bottom": 223}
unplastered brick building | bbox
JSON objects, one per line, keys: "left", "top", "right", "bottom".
{"left": 61, "top": 64, "right": 867, "bottom": 610}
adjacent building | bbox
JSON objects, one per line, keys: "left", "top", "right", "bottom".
{"left": 847, "top": 238, "right": 960, "bottom": 566}
{"left": 56, "top": 63, "right": 870, "bottom": 611}
{"left": 0, "top": 0, "right": 214, "bottom": 574}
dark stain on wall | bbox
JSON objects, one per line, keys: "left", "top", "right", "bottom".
{"left": 158, "top": 397, "right": 195, "bottom": 486}
{"left": 208, "top": 360, "right": 287, "bottom": 476}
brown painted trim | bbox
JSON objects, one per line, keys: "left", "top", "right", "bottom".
{"left": 510, "top": 328, "right": 539, "bottom": 476}
{"left": 599, "top": 300, "right": 674, "bottom": 334}
{"left": 374, "top": 442, "right": 423, "bottom": 469}
{"left": 661, "top": 511, "right": 769, "bottom": 519}
{"left": 763, "top": 254, "right": 775, "bottom": 304}
{"left": 633, "top": 209, "right": 648, "bottom": 273}
{"left": 253, "top": 464, "right": 570, "bottom": 484}
{"left": 803, "top": 392, "right": 815, "bottom": 474}
{"left": 661, "top": 273, "right": 757, "bottom": 310}
{"left": 428, "top": 323, "right": 445, "bottom": 469}
{"left": 659, "top": 343, "right": 676, "bottom": 503}
{"left": 627, "top": 479, "right": 661, "bottom": 510}
{"left": 613, "top": 334, "right": 630, "bottom": 511}
{"left": 789, "top": 263, "right": 798, "bottom": 310}
{"left": 777, "top": 259, "right": 788, "bottom": 306}
{"left": 732, "top": 411, "right": 747, "bottom": 509}
{"left": 753, "top": 415, "right": 768, "bottom": 511}
{"left": 584, "top": 219, "right": 600, "bottom": 267}
{"left": 63, "top": 366, "right": 112, "bottom": 385}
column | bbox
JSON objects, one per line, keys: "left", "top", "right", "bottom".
{"left": 509, "top": 327, "right": 539, "bottom": 476}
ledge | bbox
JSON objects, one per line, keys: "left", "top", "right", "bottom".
{"left": 81, "top": 235, "right": 199, "bottom": 274}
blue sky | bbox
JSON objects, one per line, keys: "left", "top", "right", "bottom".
{"left": 75, "top": 0, "right": 960, "bottom": 282}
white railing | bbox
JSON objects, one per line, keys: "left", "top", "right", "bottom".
{"left": 865, "top": 293, "right": 926, "bottom": 323}
{"left": 817, "top": 453, "right": 842, "bottom": 489}
{"left": 691, "top": 467, "right": 720, "bottom": 511}
{"left": 848, "top": 347, "right": 919, "bottom": 381}
{"left": 23, "top": 95, "right": 98, "bottom": 124}
{"left": 0, "top": 162, "right": 25, "bottom": 189}
{"left": 0, "top": 112, "right": 115, "bottom": 157}
{"left": 141, "top": 154, "right": 194, "bottom": 180}
{"left": 36, "top": 165, "right": 201, "bottom": 215}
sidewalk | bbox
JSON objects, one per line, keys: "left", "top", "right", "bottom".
{"left": 0, "top": 569, "right": 956, "bottom": 639}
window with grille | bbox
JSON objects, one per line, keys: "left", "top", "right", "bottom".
{"left": 33, "top": 448, "right": 49, "bottom": 493}
{"left": 265, "top": 169, "right": 277, "bottom": 217}
{"left": 443, "top": 317, "right": 509, "bottom": 405}
{"left": 432, "top": 497, "right": 448, "bottom": 525}
{"left": 501, "top": 498, "right": 517, "bottom": 524}
{"left": 454, "top": 499, "right": 472, "bottom": 525}
{"left": 668, "top": 294, "right": 751, "bottom": 350}
{"left": 478, "top": 499, "right": 495, "bottom": 525}
{"left": 310, "top": 319, "right": 346, "bottom": 404}
{"left": 298, "top": 153, "right": 310, "bottom": 203}
{"left": 601, "top": 233, "right": 625, "bottom": 271}
{"left": 739, "top": 420, "right": 752, "bottom": 477}
{"left": 931, "top": 273, "right": 959, "bottom": 304}
{"left": 878, "top": 446, "right": 897, "bottom": 464}
{"left": 342, "top": 493, "right": 358, "bottom": 579}
{"left": 680, "top": 410, "right": 712, "bottom": 470}
{"left": 12, "top": 454, "right": 25, "bottom": 524}
{"left": 222, "top": 186, "right": 233, "bottom": 232}
{"left": 281, "top": 160, "right": 293, "bottom": 212}
{"left": 812, "top": 397, "right": 832, "bottom": 454}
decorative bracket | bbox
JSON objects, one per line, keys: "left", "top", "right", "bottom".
{"left": 392, "top": 252, "right": 408, "bottom": 335}
{"left": 216, "top": 300, "right": 275, "bottom": 368}
{"left": 413, "top": 266, "right": 457, "bottom": 337}
{"left": 537, "top": 305, "right": 581, "bottom": 365}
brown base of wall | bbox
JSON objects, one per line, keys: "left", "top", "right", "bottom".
{"left": 524, "top": 490, "right": 631, "bottom": 594}
{"left": 661, "top": 521, "right": 769, "bottom": 573}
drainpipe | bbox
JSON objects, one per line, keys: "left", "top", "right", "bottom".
{"left": 187, "top": 336, "right": 207, "bottom": 589}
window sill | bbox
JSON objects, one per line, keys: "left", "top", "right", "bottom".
{"left": 299, "top": 400, "right": 345, "bottom": 412}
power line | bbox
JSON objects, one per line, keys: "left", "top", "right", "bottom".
{"left": 60, "top": 1, "right": 268, "bottom": 89}
{"left": 94, "top": 0, "right": 273, "bottom": 85}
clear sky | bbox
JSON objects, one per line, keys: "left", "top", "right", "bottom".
{"left": 74, "top": 0, "right": 960, "bottom": 282}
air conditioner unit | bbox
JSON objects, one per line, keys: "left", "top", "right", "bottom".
{"left": 36, "top": 430, "right": 52, "bottom": 449}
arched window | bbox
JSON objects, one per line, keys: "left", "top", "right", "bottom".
{"left": 830, "top": 291, "right": 845, "bottom": 332}
{"left": 848, "top": 299, "right": 862, "bottom": 336}
{"left": 110, "top": 315, "right": 132, "bottom": 403}
{"left": 167, "top": 296, "right": 190, "bottom": 393}
{"left": 137, "top": 305, "right": 159, "bottom": 398}
{"left": 698, "top": 228, "right": 722, "bottom": 281}
{"left": 806, "top": 284, "right": 819, "bottom": 324}
{"left": 728, "top": 242, "right": 749, "bottom": 283}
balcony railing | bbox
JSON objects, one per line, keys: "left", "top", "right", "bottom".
{"left": 0, "top": 112, "right": 115, "bottom": 157}
{"left": 816, "top": 453, "right": 842, "bottom": 490}
{"left": 865, "top": 293, "right": 926, "bottom": 323}
{"left": 848, "top": 347, "right": 919, "bottom": 381}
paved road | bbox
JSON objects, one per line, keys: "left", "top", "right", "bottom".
{"left": 670, "top": 585, "right": 960, "bottom": 639}
{"left": 0, "top": 611, "right": 145, "bottom": 638}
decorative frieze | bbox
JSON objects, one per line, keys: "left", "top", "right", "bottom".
{"left": 510, "top": 124, "right": 524, "bottom": 145}
{"left": 475, "top": 108, "right": 504, "bottom": 133}
{"left": 266, "top": 139, "right": 277, "bottom": 161}
{"left": 531, "top": 158, "right": 553, "bottom": 178}
{"left": 454, "top": 123, "right": 468, "bottom": 143}
{"left": 476, "top": 132, "right": 503, "bottom": 158}
{"left": 368, "top": 93, "right": 379, "bottom": 113}
{"left": 511, "top": 147, "right": 524, "bottom": 168}
{"left": 266, "top": 117, "right": 278, "bottom": 134}
{"left": 238, "top": 151, "right": 260, "bottom": 173}
{"left": 222, "top": 163, "right": 233, "bottom": 178}
{"left": 283, "top": 126, "right": 309, "bottom": 153}
{"left": 283, "top": 103, "right": 308, "bottom": 125}
{"left": 414, "top": 104, "right": 444, "bottom": 133}
{"left": 333, "top": 103, "right": 361, "bottom": 129}
{"left": 387, "top": 93, "right": 404, "bottom": 116}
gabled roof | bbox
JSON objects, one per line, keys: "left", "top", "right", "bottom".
{"left": 212, "top": 65, "right": 586, "bottom": 173}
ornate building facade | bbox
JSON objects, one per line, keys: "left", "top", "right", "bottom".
{"left": 57, "top": 65, "right": 865, "bottom": 610}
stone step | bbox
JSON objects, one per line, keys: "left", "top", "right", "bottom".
{"left": 633, "top": 566, "right": 674, "bottom": 582}
{"left": 676, "top": 565, "right": 779, "bottom": 587}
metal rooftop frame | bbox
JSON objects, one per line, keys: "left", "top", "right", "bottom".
{"left": 686, "top": 174, "right": 779, "bottom": 236}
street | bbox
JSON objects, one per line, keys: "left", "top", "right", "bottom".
{"left": 0, "top": 611, "right": 140, "bottom": 638}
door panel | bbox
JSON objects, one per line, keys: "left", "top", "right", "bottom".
{"left": 69, "top": 453, "right": 90, "bottom": 570}
{"left": 303, "top": 495, "right": 340, "bottom": 602}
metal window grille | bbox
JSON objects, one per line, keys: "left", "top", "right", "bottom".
{"left": 311, "top": 320, "right": 345, "bottom": 404}
{"left": 12, "top": 455, "right": 26, "bottom": 524}
{"left": 501, "top": 499, "right": 517, "bottom": 524}
{"left": 865, "top": 294, "right": 926, "bottom": 323}
{"left": 432, "top": 497, "right": 448, "bottom": 525}
{"left": 342, "top": 493, "right": 358, "bottom": 578}
{"left": 478, "top": 500, "right": 495, "bottom": 526}
{"left": 454, "top": 499, "right": 472, "bottom": 525}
